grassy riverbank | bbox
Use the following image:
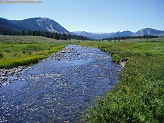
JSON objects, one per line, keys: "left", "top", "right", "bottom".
{"left": 0, "top": 35, "right": 163, "bottom": 122}
{"left": 79, "top": 39, "right": 164, "bottom": 122}
{"left": 0, "top": 35, "right": 67, "bottom": 68}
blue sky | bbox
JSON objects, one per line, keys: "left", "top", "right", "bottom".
{"left": 1, "top": 0, "right": 164, "bottom": 32}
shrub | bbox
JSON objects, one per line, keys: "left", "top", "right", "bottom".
{"left": 111, "top": 54, "right": 121, "bottom": 63}
{"left": 0, "top": 53, "right": 3, "bottom": 58}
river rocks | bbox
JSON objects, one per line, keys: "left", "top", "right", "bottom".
{"left": 119, "top": 58, "right": 129, "bottom": 68}
{"left": 60, "top": 48, "right": 73, "bottom": 53}
{"left": 46, "top": 48, "right": 74, "bottom": 61}
{"left": 0, "top": 66, "right": 25, "bottom": 85}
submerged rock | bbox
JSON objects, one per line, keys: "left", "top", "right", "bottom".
{"left": 119, "top": 58, "right": 129, "bottom": 68}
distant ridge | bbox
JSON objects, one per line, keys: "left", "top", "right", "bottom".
{"left": 72, "top": 28, "right": 164, "bottom": 39}
{"left": 71, "top": 31, "right": 114, "bottom": 39}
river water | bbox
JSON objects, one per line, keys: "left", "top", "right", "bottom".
{"left": 0, "top": 45, "right": 121, "bottom": 123}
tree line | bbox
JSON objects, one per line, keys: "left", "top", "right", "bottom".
{"left": 0, "top": 27, "right": 91, "bottom": 40}
{"left": 0, "top": 27, "right": 162, "bottom": 41}
{"left": 102, "top": 35, "right": 161, "bottom": 41}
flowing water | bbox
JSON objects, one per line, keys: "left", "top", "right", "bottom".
{"left": 0, "top": 45, "right": 121, "bottom": 123}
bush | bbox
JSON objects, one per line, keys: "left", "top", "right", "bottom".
{"left": 111, "top": 54, "right": 121, "bottom": 63}
{"left": 0, "top": 53, "right": 3, "bottom": 58}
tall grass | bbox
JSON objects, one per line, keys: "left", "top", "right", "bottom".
{"left": 80, "top": 39, "right": 164, "bottom": 123}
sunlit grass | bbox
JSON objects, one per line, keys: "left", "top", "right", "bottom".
{"left": 79, "top": 39, "right": 164, "bottom": 123}
{"left": 0, "top": 35, "right": 67, "bottom": 68}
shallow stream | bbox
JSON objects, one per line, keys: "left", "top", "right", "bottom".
{"left": 0, "top": 45, "right": 121, "bottom": 123}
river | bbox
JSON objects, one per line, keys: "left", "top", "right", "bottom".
{"left": 0, "top": 45, "right": 121, "bottom": 123}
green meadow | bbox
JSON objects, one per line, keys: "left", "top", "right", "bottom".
{"left": 0, "top": 35, "right": 67, "bottom": 68}
{"left": 0, "top": 35, "right": 164, "bottom": 122}
{"left": 78, "top": 39, "right": 164, "bottom": 123}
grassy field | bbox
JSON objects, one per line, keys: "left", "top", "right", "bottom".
{"left": 0, "top": 35, "right": 69, "bottom": 68}
{"left": 78, "top": 39, "right": 164, "bottom": 123}
{"left": 0, "top": 35, "right": 163, "bottom": 122}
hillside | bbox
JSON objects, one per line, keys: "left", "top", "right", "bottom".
{"left": 0, "top": 17, "right": 69, "bottom": 33}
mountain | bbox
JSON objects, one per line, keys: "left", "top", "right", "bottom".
{"left": 111, "top": 31, "right": 134, "bottom": 38}
{"left": 72, "top": 31, "right": 134, "bottom": 39}
{"left": 134, "top": 28, "right": 164, "bottom": 36}
{"left": 0, "top": 18, "right": 26, "bottom": 31}
{"left": 72, "top": 28, "right": 164, "bottom": 39}
{"left": 0, "top": 17, "right": 69, "bottom": 33}
{"left": 72, "top": 31, "right": 114, "bottom": 39}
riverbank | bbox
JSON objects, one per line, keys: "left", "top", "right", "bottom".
{"left": 79, "top": 40, "right": 164, "bottom": 123}
{"left": 0, "top": 66, "right": 25, "bottom": 86}
{"left": 0, "top": 35, "right": 68, "bottom": 68}
{"left": 0, "top": 47, "right": 76, "bottom": 86}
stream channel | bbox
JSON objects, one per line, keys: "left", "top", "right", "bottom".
{"left": 0, "top": 45, "right": 121, "bottom": 123}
